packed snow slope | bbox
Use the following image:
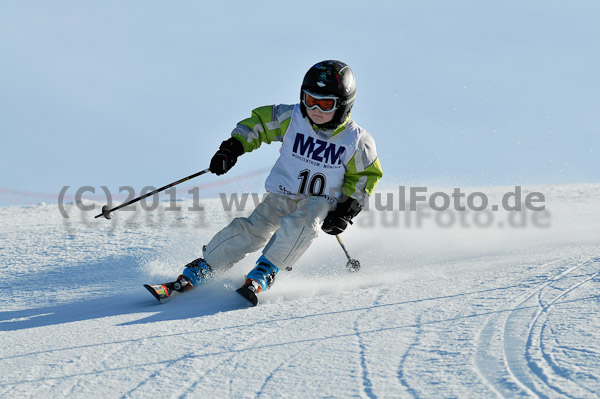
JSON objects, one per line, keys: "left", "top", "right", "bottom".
{"left": 1, "top": 183, "right": 599, "bottom": 398}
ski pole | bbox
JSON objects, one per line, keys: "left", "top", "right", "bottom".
{"left": 95, "top": 168, "right": 211, "bottom": 219}
{"left": 336, "top": 234, "right": 361, "bottom": 272}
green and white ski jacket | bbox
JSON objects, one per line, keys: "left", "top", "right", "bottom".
{"left": 230, "top": 104, "right": 383, "bottom": 206}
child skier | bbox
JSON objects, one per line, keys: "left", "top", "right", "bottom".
{"left": 178, "top": 60, "right": 383, "bottom": 303}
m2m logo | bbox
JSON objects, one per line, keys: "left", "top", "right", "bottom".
{"left": 292, "top": 133, "right": 346, "bottom": 165}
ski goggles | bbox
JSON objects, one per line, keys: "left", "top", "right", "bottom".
{"left": 302, "top": 90, "right": 339, "bottom": 113}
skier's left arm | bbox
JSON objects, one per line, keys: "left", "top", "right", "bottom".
{"left": 322, "top": 132, "right": 383, "bottom": 235}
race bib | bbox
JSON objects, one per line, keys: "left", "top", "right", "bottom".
{"left": 265, "top": 104, "right": 360, "bottom": 203}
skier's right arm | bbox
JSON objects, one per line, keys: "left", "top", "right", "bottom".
{"left": 230, "top": 104, "right": 295, "bottom": 153}
{"left": 210, "top": 104, "right": 294, "bottom": 175}
{"left": 209, "top": 137, "right": 245, "bottom": 175}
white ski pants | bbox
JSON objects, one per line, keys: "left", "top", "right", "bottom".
{"left": 203, "top": 193, "right": 333, "bottom": 271}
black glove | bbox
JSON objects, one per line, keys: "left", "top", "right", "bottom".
{"left": 209, "top": 137, "right": 244, "bottom": 175}
{"left": 322, "top": 197, "right": 362, "bottom": 235}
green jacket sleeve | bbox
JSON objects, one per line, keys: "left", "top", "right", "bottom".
{"left": 230, "top": 104, "right": 295, "bottom": 153}
{"left": 343, "top": 131, "right": 383, "bottom": 206}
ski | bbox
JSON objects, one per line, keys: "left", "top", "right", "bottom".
{"left": 236, "top": 285, "right": 259, "bottom": 306}
{"left": 143, "top": 280, "right": 259, "bottom": 306}
{"left": 143, "top": 282, "right": 182, "bottom": 304}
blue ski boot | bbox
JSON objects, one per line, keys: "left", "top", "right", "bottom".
{"left": 246, "top": 255, "right": 279, "bottom": 293}
{"left": 176, "top": 258, "right": 213, "bottom": 291}
{"left": 236, "top": 255, "right": 279, "bottom": 306}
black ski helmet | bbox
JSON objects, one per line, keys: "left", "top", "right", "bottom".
{"left": 300, "top": 60, "right": 356, "bottom": 130}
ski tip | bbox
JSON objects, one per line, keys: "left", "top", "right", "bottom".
{"left": 144, "top": 284, "right": 162, "bottom": 303}
{"left": 144, "top": 284, "right": 171, "bottom": 304}
{"left": 236, "top": 286, "right": 259, "bottom": 306}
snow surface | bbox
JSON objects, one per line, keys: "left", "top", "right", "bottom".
{"left": 1, "top": 183, "right": 599, "bottom": 398}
